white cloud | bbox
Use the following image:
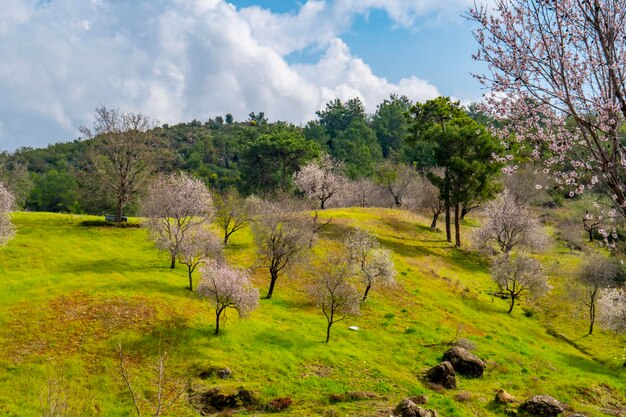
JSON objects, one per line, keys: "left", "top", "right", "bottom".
{"left": 0, "top": 0, "right": 455, "bottom": 151}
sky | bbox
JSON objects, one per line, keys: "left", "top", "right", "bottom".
{"left": 0, "top": 0, "right": 490, "bottom": 151}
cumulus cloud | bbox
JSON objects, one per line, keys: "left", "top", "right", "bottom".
{"left": 0, "top": 0, "right": 454, "bottom": 151}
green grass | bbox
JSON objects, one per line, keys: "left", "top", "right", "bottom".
{"left": 0, "top": 209, "right": 624, "bottom": 416}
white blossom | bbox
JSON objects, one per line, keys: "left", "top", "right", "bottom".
{"left": 294, "top": 154, "right": 346, "bottom": 210}
{"left": 140, "top": 172, "right": 214, "bottom": 269}
{"left": 0, "top": 181, "right": 15, "bottom": 247}
{"left": 197, "top": 260, "right": 259, "bottom": 335}
{"left": 473, "top": 189, "right": 548, "bottom": 255}
{"left": 598, "top": 288, "right": 626, "bottom": 333}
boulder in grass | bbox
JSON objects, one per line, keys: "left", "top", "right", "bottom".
{"left": 495, "top": 389, "right": 515, "bottom": 404}
{"left": 217, "top": 367, "right": 232, "bottom": 379}
{"left": 424, "top": 361, "right": 456, "bottom": 389}
{"left": 443, "top": 346, "right": 486, "bottom": 378}
{"left": 394, "top": 399, "right": 438, "bottom": 417}
{"left": 519, "top": 395, "right": 564, "bottom": 417}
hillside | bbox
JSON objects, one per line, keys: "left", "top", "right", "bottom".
{"left": 0, "top": 209, "right": 624, "bottom": 416}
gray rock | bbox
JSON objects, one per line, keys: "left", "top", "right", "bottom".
{"left": 217, "top": 367, "right": 232, "bottom": 379}
{"left": 425, "top": 361, "right": 456, "bottom": 389}
{"left": 394, "top": 399, "right": 438, "bottom": 417}
{"left": 519, "top": 395, "right": 564, "bottom": 417}
{"left": 443, "top": 346, "right": 486, "bottom": 378}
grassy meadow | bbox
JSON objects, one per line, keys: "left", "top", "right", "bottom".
{"left": 0, "top": 209, "right": 624, "bottom": 416}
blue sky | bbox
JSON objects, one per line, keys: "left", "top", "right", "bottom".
{"left": 0, "top": 0, "right": 487, "bottom": 151}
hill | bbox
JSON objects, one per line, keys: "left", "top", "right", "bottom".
{"left": 0, "top": 209, "right": 624, "bottom": 416}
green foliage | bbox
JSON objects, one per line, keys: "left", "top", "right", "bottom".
{"left": 407, "top": 97, "right": 503, "bottom": 242}
{"left": 333, "top": 119, "right": 382, "bottom": 178}
{"left": 240, "top": 125, "right": 319, "bottom": 193}
{"left": 372, "top": 94, "right": 412, "bottom": 158}
{"left": 28, "top": 168, "right": 81, "bottom": 213}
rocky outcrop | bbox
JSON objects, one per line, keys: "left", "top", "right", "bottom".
{"left": 443, "top": 346, "right": 486, "bottom": 378}
{"left": 425, "top": 361, "right": 456, "bottom": 389}
{"left": 519, "top": 395, "right": 564, "bottom": 417}
{"left": 394, "top": 399, "right": 439, "bottom": 417}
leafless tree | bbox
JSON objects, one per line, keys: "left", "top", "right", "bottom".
{"left": 582, "top": 210, "right": 602, "bottom": 243}
{"left": 141, "top": 172, "right": 214, "bottom": 269}
{"left": 0, "top": 158, "right": 33, "bottom": 209}
{"left": 374, "top": 161, "right": 421, "bottom": 208}
{"left": 250, "top": 198, "right": 315, "bottom": 299}
{"left": 80, "top": 106, "right": 159, "bottom": 222}
{"left": 177, "top": 227, "right": 223, "bottom": 291}
{"left": 597, "top": 287, "right": 626, "bottom": 333}
{"left": 419, "top": 179, "right": 445, "bottom": 230}
{"left": 213, "top": 189, "right": 250, "bottom": 245}
{"left": 197, "top": 261, "right": 259, "bottom": 335}
{"left": 576, "top": 256, "right": 619, "bottom": 335}
{"left": 117, "top": 342, "right": 187, "bottom": 417}
{"left": 0, "top": 181, "right": 15, "bottom": 247}
{"left": 490, "top": 254, "right": 551, "bottom": 314}
{"left": 38, "top": 367, "right": 94, "bottom": 417}
{"left": 558, "top": 221, "right": 584, "bottom": 253}
{"left": 309, "top": 255, "right": 361, "bottom": 343}
{"left": 473, "top": 189, "right": 548, "bottom": 256}
{"left": 345, "top": 227, "right": 396, "bottom": 301}
{"left": 339, "top": 178, "right": 386, "bottom": 208}
{"left": 293, "top": 154, "right": 346, "bottom": 209}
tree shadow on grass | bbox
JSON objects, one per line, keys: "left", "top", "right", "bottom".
{"left": 557, "top": 352, "right": 622, "bottom": 377}
{"left": 62, "top": 259, "right": 157, "bottom": 274}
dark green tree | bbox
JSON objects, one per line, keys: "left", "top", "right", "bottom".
{"left": 333, "top": 119, "right": 382, "bottom": 178}
{"left": 28, "top": 168, "right": 80, "bottom": 213}
{"left": 408, "top": 97, "right": 502, "bottom": 247}
{"left": 240, "top": 126, "right": 319, "bottom": 193}
{"left": 315, "top": 98, "right": 382, "bottom": 178}
{"left": 372, "top": 94, "right": 412, "bottom": 158}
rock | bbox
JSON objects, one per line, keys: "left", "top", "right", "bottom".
{"left": 349, "top": 326, "right": 359, "bottom": 331}
{"left": 217, "top": 367, "right": 232, "bottom": 379}
{"left": 424, "top": 361, "right": 456, "bottom": 389}
{"left": 495, "top": 389, "right": 515, "bottom": 404}
{"left": 188, "top": 386, "right": 258, "bottom": 414}
{"left": 394, "top": 399, "right": 438, "bottom": 417}
{"left": 519, "top": 395, "right": 564, "bottom": 417}
{"left": 443, "top": 346, "right": 486, "bottom": 378}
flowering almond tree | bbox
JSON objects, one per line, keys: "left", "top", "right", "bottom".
{"left": 294, "top": 153, "right": 346, "bottom": 210}
{"left": 490, "top": 254, "right": 551, "bottom": 314}
{"left": 598, "top": 288, "right": 626, "bottom": 333}
{"left": 473, "top": 189, "right": 547, "bottom": 256}
{"left": 141, "top": 172, "right": 214, "bottom": 269}
{"left": 177, "top": 227, "right": 223, "bottom": 291}
{"left": 346, "top": 228, "right": 396, "bottom": 301}
{"left": 469, "top": 1, "right": 626, "bottom": 216}
{"left": 309, "top": 257, "right": 361, "bottom": 343}
{"left": 197, "top": 261, "right": 259, "bottom": 335}
{"left": 0, "top": 181, "right": 15, "bottom": 247}
{"left": 250, "top": 198, "right": 315, "bottom": 299}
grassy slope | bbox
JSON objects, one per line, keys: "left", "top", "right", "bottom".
{"left": 0, "top": 209, "right": 624, "bottom": 416}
